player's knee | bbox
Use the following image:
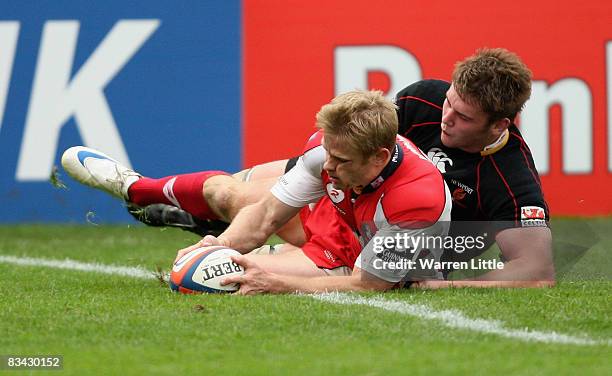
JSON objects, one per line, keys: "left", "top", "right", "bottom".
{"left": 204, "top": 181, "right": 242, "bottom": 221}
{"left": 231, "top": 168, "right": 251, "bottom": 182}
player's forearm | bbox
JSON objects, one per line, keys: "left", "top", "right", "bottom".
{"left": 417, "top": 258, "right": 555, "bottom": 289}
{"left": 414, "top": 258, "right": 555, "bottom": 289}
{"left": 472, "top": 258, "right": 555, "bottom": 287}
{"left": 271, "top": 274, "right": 392, "bottom": 294}
{"left": 219, "top": 202, "right": 280, "bottom": 253}
{"left": 418, "top": 279, "right": 554, "bottom": 288}
{"left": 480, "top": 227, "right": 555, "bottom": 287}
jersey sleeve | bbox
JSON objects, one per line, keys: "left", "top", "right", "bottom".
{"left": 270, "top": 133, "right": 326, "bottom": 208}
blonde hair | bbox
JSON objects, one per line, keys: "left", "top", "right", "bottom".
{"left": 315, "top": 90, "right": 398, "bottom": 159}
{"left": 453, "top": 48, "right": 532, "bottom": 122}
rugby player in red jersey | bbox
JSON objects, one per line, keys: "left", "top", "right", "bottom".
{"left": 64, "top": 90, "right": 451, "bottom": 293}
{"left": 63, "top": 48, "right": 554, "bottom": 289}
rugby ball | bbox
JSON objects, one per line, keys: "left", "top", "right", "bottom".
{"left": 170, "top": 246, "right": 244, "bottom": 294}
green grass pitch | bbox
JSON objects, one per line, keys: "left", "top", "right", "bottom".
{"left": 0, "top": 219, "right": 610, "bottom": 375}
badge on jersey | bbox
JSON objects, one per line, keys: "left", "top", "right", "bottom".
{"left": 520, "top": 206, "right": 546, "bottom": 227}
{"left": 326, "top": 183, "right": 346, "bottom": 204}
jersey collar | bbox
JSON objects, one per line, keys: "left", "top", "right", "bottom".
{"left": 480, "top": 129, "right": 509, "bottom": 156}
{"left": 358, "top": 143, "right": 404, "bottom": 194}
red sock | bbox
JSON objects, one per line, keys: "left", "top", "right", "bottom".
{"left": 127, "top": 171, "right": 228, "bottom": 220}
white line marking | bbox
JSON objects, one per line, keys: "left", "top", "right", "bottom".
{"left": 0, "top": 255, "right": 155, "bottom": 280}
{"left": 0, "top": 255, "right": 608, "bottom": 346}
{"left": 313, "top": 292, "right": 610, "bottom": 346}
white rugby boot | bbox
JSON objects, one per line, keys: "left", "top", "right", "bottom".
{"left": 61, "top": 146, "right": 141, "bottom": 200}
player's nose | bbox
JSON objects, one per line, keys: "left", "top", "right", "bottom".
{"left": 323, "top": 155, "right": 336, "bottom": 172}
{"left": 441, "top": 110, "right": 454, "bottom": 127}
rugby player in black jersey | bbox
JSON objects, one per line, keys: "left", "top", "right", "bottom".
{"left": 62, "top": 48, "right": 554, "bottom": 288}
{"left": 393, "top": 49, "right": 552, "bottom": 287}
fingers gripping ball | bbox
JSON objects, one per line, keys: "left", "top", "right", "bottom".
{"left": 170, "top": 246, "right": 244, "bottom": 294}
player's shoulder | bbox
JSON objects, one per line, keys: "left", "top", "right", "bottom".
{"left": 395, "top": 79, "right": 448, "bottom": 136}
{"left": 297, "top": 130, "right": 326, "bottom": 176}
{"left": 396, "top": 135, "right": 440, "bottom": 176}
{"left": 381, "top": 145, "right": 447, "bottom": 224}
{"left": 302, "top": 130, "right": 324, "bottom": 154}
{"left": 395, "top": 79, "right": 449, "bottom": 107}
{"left": 381, "top": 179, "right": 447, "bottom": 225}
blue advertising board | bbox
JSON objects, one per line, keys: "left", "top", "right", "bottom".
{"left": 0, "top": 1, "right": 241, "bottom": 222}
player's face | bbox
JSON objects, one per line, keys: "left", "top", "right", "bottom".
{"left": 441, "top": 85, "right": 499, "bottom": 153}
{"left": 322, "top": 135, "right": 379, "bottom": 190}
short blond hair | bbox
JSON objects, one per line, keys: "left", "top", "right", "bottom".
{"left": 453, "top": 48, "right": 532, "bottom": 122}
{"left": 315, "top": 90, "right": 398, "bottom": 159}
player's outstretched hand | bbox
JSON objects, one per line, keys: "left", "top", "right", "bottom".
{"left": 221, "top": 255, "right": 280, "bottom": 295}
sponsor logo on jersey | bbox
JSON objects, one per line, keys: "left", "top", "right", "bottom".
{"left": 520, "top": 206, "right": 546, "bottom": 227}
{"left": 326, "top": 182, "right": 345, "bottom": 203}
{"left": 391, "top": 143, "right": 400, "bottom": 162}
{"left": 427, "top": 148, "right": 453, "bottom": 173}
{"left": 450, "top": 179, "right": 474, "bottom": 194}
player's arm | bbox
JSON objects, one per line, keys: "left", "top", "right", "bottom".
{"left": 478, "top": 226, "right": 554, "bottom": 285}
{"left": 418, "top": 227, "right": 554, "bottom": 289}
{"left": 229, "top": 136, "right": 327, "bottom": 251}
{"left": 174, "top": 192, "right": 300, "bottom": 261}
{"left": 222, "top": 255, "right": 394, "bottom": 294}
{"left": 276, "top": 267, "right": 395, "bottom": 293}
{"left": 216, "top": 193, "right": 301, "bottom": 253}
{"left": 222, "top": 223, "right": 447, "bottom": 294}
{"left": 221, "top": 218, "right": 451, "bottom": 294}
{"left": 219, "top": 222, "right": 432, "bottom": 294}
{"left": 176, "top": 140, "right": 326, "bottom": 261}
{"left": 427, "top": 152, "right": 555, "bottom": 288}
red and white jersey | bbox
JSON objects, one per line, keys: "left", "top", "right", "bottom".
{"left": 271, "top": 131, "right": 452, "bottom": 282}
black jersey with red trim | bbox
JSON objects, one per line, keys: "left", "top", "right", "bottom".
{"left": 395, "top": 79, "right": 549, "bottom": 229}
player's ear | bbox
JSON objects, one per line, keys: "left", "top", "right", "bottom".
{"left": 374, "top": 147, "right": 391, "bottom": 166}
{"left": 491, "top": 117, "right": 511, "bottom": 137}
